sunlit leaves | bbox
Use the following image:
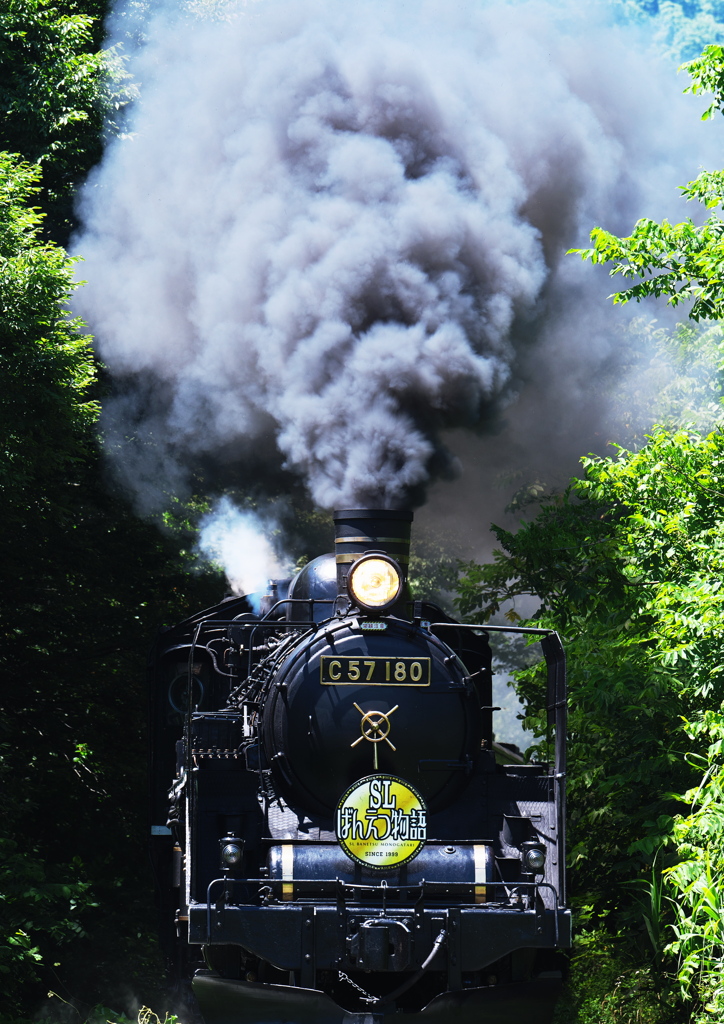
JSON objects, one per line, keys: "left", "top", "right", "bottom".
{"left": 664, "top": 711, "right": 724, "bottom": 1013}
{"left": 0, "top": 0, "right": 133, "bottom": 241}
{"left": 573, "top": 217, "right": 724, "bottom": 322}
{"left": 572, "top": 45, "right": 724, "bottom": 323}
{"left": 0, "top": 154, "right": 98, "bottom": 492}
{"left": 0, "top": 837, "right": 94, "bottom": 1011}
{"left": 682, "top": 43, "right": 724, "bottom": 120}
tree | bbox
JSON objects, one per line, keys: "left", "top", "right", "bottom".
{"left": 612, "top": 2, "right": 724, "bottom": 62}
{"left": 664, "top": 710, "right": 724, "bottom": 1021}
{"left": 459, "top": 426, "right": 724, "bottom": 878}
{"left": 0, "top": 154, "right": 223, "bottom": 1021}
{"left": 457, "top": 426, "right": 724, "bottom": 1020}
{"left": 0, "top": 155, "right": 98, "bottom": 487}
{"left": 0, "top": 0, "right": 127, "bottom": 242}
{"left": 573, "top": 45, "right": 724, "bottom": 321}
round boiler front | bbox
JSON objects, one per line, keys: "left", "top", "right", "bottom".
{"left": 261, "top": 620, "right": 482, "bottom": 817}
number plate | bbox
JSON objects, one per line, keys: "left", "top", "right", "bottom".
{"left": 320, "top": 656, "right": 431, "bottom": 686}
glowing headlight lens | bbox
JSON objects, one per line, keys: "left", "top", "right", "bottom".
{"left": 348, "top": 556, "right": 402, "bottom": 610}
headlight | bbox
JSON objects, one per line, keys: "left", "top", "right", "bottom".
{"left": 348, "top": 555, "right": 402, "bottom": 611}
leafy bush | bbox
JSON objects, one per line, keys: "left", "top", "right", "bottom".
{"left": 456, "top": 426, "right": 724, "bottom": 1016}
{"left": 553, "top": 929, "right": 678, "bottom": 1024}
{"left": 664, "top": 711, "right": 724, "bottom": 1020}
{"left": 0, "top": 840, "right": 96, "bottom": 1023}
{"left": 0, "top": 0, "right": 130, "bottom": 240}
{"left": 0, "top": 152, "right": 221, "bottom": 1020}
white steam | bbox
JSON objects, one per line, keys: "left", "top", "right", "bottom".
{"left": 197, "top": 498, "right": 286, "bottom": 597}
{"left": 74, "top": 0, "right": 717, "bottom": 515}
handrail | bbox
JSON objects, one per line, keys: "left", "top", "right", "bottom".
{"left": 204, "top": 876, "right": 561, "bottom": 901}
{"left": 427, "top": 622, "right": 558, "bottom": 636}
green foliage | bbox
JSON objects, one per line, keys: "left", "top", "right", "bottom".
{"left": 663, "top": 710, "right": 724, "bottom": 1018}
{"left": 480, "top": 29, "right": 724, "bottom": 1023}
{"left": 0, "top": 156, "right": 222, "bottom": 1019}
{"left": 609, "top": 319, "right": 724, "bottom": 441}
{"left": 38, "top": 997, "right": 182, "bottom": 1024}
{"left": 0, "top": 0, "right": 131, "bottom": 240}
{"left": 553, "top": 929, "right": 677, "bottom": 1024}
{"left": 408, "top": 521, "right": 462, "bottom": 609}
{"left": 573, "top": 215, "right": 724, "bottom": 322}
{"left": 134, "top": 1009, "right": 181, "bottom": 1024}
{"left": 0, "top": 840, "right": 95, "bottom": 1018}
{"left": 572, "top": 45, "right": 724, "bottom": 322}
{"left": 456, "top": 427, "right": 724, "bottom": 993}
{"left": 0, "top": 154, "right": 99, "bottom": 491}
{"left": 682, "top": 43, "right": 724, "bottom": 119}
{"left": 634, "top": 855, "right": 668, "bottom": 967}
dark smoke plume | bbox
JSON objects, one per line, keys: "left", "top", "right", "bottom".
{"left": 74, "top": 0, "right": 716, "bottom": 543}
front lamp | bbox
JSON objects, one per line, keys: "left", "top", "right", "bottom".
{"left": 348, "top": 555, "right": 402, "bottom": 611}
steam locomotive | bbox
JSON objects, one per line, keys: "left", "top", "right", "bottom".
{"left": 149, "top": 509, "right": 570, "bottom": 1023}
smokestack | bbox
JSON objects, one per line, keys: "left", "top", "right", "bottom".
{"left": 333, "top": 509, "right": 413, "bottom": 615}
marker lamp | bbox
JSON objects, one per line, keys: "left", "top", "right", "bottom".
{"left": 523, "top": 847, "right": 546, "bottom": 873}
{"left": 221, "top": 842, "right": 244, "bottom": 868}
{"left": 348, "top": 555, "right": 402, "bottom": 611}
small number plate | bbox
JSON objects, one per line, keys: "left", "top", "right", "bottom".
{"left": 320, "top": 656, "right": 431, "bottom": 686}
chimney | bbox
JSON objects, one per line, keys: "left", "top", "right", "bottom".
{"left": 333, "top": 509, "right": 413, "bottom": 616}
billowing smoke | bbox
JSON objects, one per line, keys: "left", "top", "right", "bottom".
{"left": 74, "top": 0, "right": 716, "bottom": 549}
{"left": 197, "top": 497, "right": 287, "bottom": 599}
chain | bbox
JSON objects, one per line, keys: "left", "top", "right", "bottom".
{"left": 337, "top": 970, "right": 379, "bottom": 1005}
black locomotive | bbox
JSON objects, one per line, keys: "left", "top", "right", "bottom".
{"left": 149, "top": 509, "right": 570, "bottom": 1023}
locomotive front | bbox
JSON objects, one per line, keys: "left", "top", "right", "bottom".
{"left": 150, "top": 509, "right": 570, "bottom": 1023}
